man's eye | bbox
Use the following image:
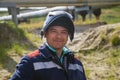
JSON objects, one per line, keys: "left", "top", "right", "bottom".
{"left": 52, "top": 30, "right": 56, "bottom": 32}
{"left": 62, "top": 31, "right": 68, "bottom": 35}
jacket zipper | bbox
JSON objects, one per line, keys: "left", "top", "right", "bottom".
{"left": 52, "top": 55, "right": 69, "bottom": 80}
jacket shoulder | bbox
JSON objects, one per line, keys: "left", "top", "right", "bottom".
{"left": 28, "top": 50, "right": 40, "bottom": 58}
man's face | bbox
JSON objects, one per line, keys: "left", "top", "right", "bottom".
{"left": 45, "top": 26, "right": 69, "bottom": 50}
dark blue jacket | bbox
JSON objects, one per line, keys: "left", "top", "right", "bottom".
{"left": 10, "top": 44, "right": 86, "bottom": 80}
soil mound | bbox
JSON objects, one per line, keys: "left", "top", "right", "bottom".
{"left": 67, "top": 23, "right": 120, "bottom": 52}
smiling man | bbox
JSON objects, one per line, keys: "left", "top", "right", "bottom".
{"left": 10, "top": 11, "right": 86, "bottom": 80}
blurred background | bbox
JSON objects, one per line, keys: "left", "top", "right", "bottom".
{"left": 0, "top": 0, "right": 120, "bottom": 80}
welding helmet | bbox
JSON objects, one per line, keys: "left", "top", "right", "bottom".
{"left": 40, "top": 11, "right": 75, "bottom": 41}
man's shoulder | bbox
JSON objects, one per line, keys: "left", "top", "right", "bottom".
{"left": 20, "top": 49, "right": 42, "bottom": 64}
{"left": 27, "top": 49, "right": 41, "bottom": 58}
{"left": 73, "top": 55, "right": 84, "bottom": 65}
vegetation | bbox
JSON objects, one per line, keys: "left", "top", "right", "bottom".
{"left": 74, "top": 5, "right": 120, "bottom": 25}
{"left": 101, "top": 5, "right": 120, "bottom": 24}
{"left": 0, "top": 21, "right": 38, "bottom": 69}
{"left": 110, "top": 34, "right": 120, "bottom": 46}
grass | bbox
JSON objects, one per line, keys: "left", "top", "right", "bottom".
{"left": 106, "top": 48, "right": 120, "bottom": 65}
{"left": 79, "top": 47, "right": 120, "bottom": 80}
{"left": 74, "top": 5, "right": 120, "bottom": 25}
{"left": 0, "top": 21, "right": 38, "bottom": 68}
{"left": 110, "top": 34, "right": 120, "bottom": 46}
{"left": 101, "top": 5, "right": 120, "bottom": 24}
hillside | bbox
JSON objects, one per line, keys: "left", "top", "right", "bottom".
{"left": 0, "top": 22, "right": 37, "bottom": 80}
{"left": 68, "top": 23, "right": 120, "bottom": 52}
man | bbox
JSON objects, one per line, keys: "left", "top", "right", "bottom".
{"left": 10, "top": 11, "right": 86, "bottom": 80}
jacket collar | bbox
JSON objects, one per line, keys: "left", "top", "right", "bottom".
{"left": 39, "top": 43, "right": 53, "bottom": 59}
{"left": 39, "top": 43, "right": 71, "bottom": 63}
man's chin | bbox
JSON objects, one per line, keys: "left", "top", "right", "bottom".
{"left": 53, "top": 46, "right": 63, "bottom": 50}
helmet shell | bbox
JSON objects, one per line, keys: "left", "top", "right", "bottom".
{"left": 40, "top": 11, "right": 75, "bottom": 41}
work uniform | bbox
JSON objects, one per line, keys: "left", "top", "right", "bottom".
{"left": 10, "top": 43, "right": 86, "bottom": 80}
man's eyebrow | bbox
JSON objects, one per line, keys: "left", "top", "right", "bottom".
{"left": 48, "top": 27, "right": 68, "bottom": 31}
{"left": 48, "top": 28, "right": 56, "bottom": 31}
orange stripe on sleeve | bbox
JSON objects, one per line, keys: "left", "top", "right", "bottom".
{"left": 28, "top": 50, "right": 40, "bottom": 58}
